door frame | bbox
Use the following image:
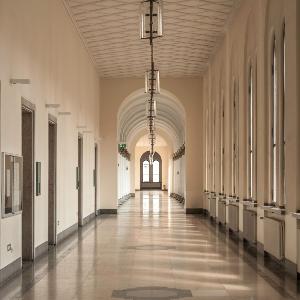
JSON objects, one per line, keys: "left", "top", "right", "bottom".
{"left": 78, "top": 134, "right": 83, "bottom": 226}
{"left": 94, "top": 143, "right": 98, "bottom": 216}
{"left": 21, "top": 98, "right": 35, "bottom": 261}
{"left": 48, "top": 114, "right": 57, "bottom": 245}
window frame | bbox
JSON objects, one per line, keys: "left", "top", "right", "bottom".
{"left": 142, "top": 160, "right": 150, "bottom": 183}
{"left": 152, "top": 160, "right": 160, "bottom": 183}
{"left": 220, "top": 93, "right": 225, "bottom": 194}
{"left": 247, "top": 62, "right": 257, "bottom": 201}
{"left": 232, "top": 79, "right": 239, "bottom": 196}
{"left": 271, "top": 36, "right": 278, "bottom": 204}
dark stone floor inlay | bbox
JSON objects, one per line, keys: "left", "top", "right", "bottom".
{"left": 124, "top": 245, "right": 176, "bottom": 251}
{"left": 112, "top": 286, "right": 192, "bottom": 299}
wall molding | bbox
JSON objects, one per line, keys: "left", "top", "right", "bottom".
{"left": 99, "top": 209, "right": 118, "bottom": 215}
{"left": 82, "top": 212, "right": 96, "bottom": 226}
{"left": 57, "top": 223, "right": 78, "bottom": 243}
{"left": 186, "top": 208, "right": 204, "bottom": 214}
{"left": 35, "top": 241, "right": 48, "bottom": 259}
{"left": 285, "top": 258, "right": 298, "bottom": 278}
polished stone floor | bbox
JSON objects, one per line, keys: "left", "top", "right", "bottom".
{"left": 1, "top": 191, "right": 300, "bottom": 299}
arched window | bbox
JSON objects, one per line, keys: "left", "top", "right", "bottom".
{"left": 271, "top": 37, "right": 278, "bottom": 203}
{"left": 143, "top": 160, "right": 150, "bottom": 182}
{"left": 205, "top": 109, "right": 209, "bottom": 190}
{"left": 153, "top": 160, "right": 160, "bottom": 182}
{"left": 248, "top": 66, "right": 255, "bottom": 199}
{"left": 220, "top": 94, "right": 225, "bottom": 193}
{"left": 281, "top": 23, "right": 286, "bottom": 205}
{"left": 140, "top": 151, "right": 162, "bottom": 189}
{"left": 232, "top": 80, "right": 239, "bottom": 196}
{"left": 212, "top": 102, "right": 216, "bottom": 191}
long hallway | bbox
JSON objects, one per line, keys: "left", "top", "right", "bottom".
{"left": 0, "top": 192, "right": 298, "bottom": 300}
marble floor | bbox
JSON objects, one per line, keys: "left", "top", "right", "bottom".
{"left": 1, "top": 191, "right": 300, "bottom": 299}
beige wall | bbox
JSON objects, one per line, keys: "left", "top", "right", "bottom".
{"left": 202, "top": 0, "right": 299, "bottom": 263}
{"left": 134, "top": 146, "right": 170, "bottom": 190}
{"left": 100, "top": 77, "right": 203, "bottom": 210}
{"left": 0, "top": 0, "right": 100, "bottom": 270}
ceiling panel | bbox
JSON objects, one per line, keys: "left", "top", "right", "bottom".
{"left": 64, "top": 0, "right": 240, "bottom": 78}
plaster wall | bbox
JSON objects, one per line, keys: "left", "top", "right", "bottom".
{"left": 202, "top": 0, "right": 299, "bottom": 263}
{"left": 100, "top": 78, "right": 203, "bottom": 211}
{"left": 0, "top": 0, "right": 100, "bottom": 270}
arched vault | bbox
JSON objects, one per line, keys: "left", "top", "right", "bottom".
{"left": 117, "top": 88, "right": 186, "bottom": 151}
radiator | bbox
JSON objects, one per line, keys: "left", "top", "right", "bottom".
{"left": 243, "top": 209, "right": 257, "bottom": 243}
{"left": 203, "top": 192, "right": 209, "bottom": 212}
{"left": 264, "top": 217, "right": 285, "bottom": 260}
{"left": 228, "top": 204, "right": 239, "bottom": 232}
{"left": 218, "top": 201, "right": 226, "bottom": 225}
{"left": 209, "top": 197, "right": 217, "bottom": 218}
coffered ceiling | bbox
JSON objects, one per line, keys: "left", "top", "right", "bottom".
{"left": 63, "top": 0, "right": 240, "bottom": 78}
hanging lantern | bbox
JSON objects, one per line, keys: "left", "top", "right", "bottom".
{"left": 140, "top": 0, "right": 163, "bottom": 40}
{"left": 149, "top": 151, "right": 155, "bottom": 165}
{"left": 145, "top": 98, "right": 157, "bottom": 117}
{"left": 147, "top": 117, "right": 156, "bottom": 130}
{"left": 145, "top": 69, "right": 160, "bottom": 94}
{"left": 148, "top": 132, "right": 156, "bottom": 142}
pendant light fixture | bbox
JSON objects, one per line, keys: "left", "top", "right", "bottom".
{"left": 140, "top": 0, "right": 163, "bottom": 40}
{"left": 145, "top": 68, "right": 160, "bottom": 94}
{"left": 139, "top": 0, "right": 163, "bottom": 164}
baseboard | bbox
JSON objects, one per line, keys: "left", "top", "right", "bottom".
{"left": 238, "top": 231, "right": 244, "bottom": 241}
{"left": 257, "top": 241, "right": 264, "bottom": 255}
{"left": 57, "top": 222, "right": 78, "bottom": 243}
{"left": 0, "top": 257, "right": 22, "bottom": 286}
{"left": 218, "top": 220, "right": 226, "bottom": 227}
{"left": 202, "top": 209, "right": 209, "bottom": 216}
{"left": 285, "top": 258, "right": 298, "bottom": 278}
{"left": 35, "top": 241, "right": 48, "bottom": 259}
{"left": 186, "top": 208, "right": 204, "bottom": 214}
{"left": 97, "top": 209, "right": 101, "bottom": 215}
{"left": 228, "top": 227, "right": 240, "bottom": 238}
{"left": 82, "top": 212, "right": 96, "bottom": 226}
{"left": 99, "top": 209, "right": 118, "bottom": 215}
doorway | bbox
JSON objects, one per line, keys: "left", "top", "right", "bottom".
{"left": 48, "top": 117, "right": 57, "bottom": 246}
{"left": 94, "top": 144, "right": 98, "bottom": 215}
{"left": 77, "top": 135, "right": 83, "bottom": 226}
{"left": 140, "top": 151, "right": 162, "bottom": 190}
{"left": 21, "top": 102, "right": 35, "bottom": 261}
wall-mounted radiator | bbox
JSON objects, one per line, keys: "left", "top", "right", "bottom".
{"left": 243, "top": 209, "right": 257, "bottom": 243}
{"left": 218, "top": 201, "right": 226, "bottom": 225}
{"left": 228, "top": 204, "right": 239, "bottom": 232}
{"left": 209, "top": 197, "right": 217, "bottom": 218}
{"left": 203, "top": 192, "right": 209, "bottom": 213}
{"left": 264, "top": 217, "right": 285, "bottom": 260}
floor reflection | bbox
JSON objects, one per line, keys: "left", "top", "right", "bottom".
{"left": 0, "top": 191, "right": 299, "bottom": 300}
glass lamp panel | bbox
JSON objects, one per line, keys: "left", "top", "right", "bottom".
{"left": 140, "top": 0, "right": 163, "bottom": 39}
{"left": 145, "top": 99, "right": 157, "bottom": 117}
{"left": 145, "top": 70, "right": 160, "bottom": 94}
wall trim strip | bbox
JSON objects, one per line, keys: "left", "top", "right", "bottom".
{"left": 57, "top": 223, "right": 78, "bottom": 243}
